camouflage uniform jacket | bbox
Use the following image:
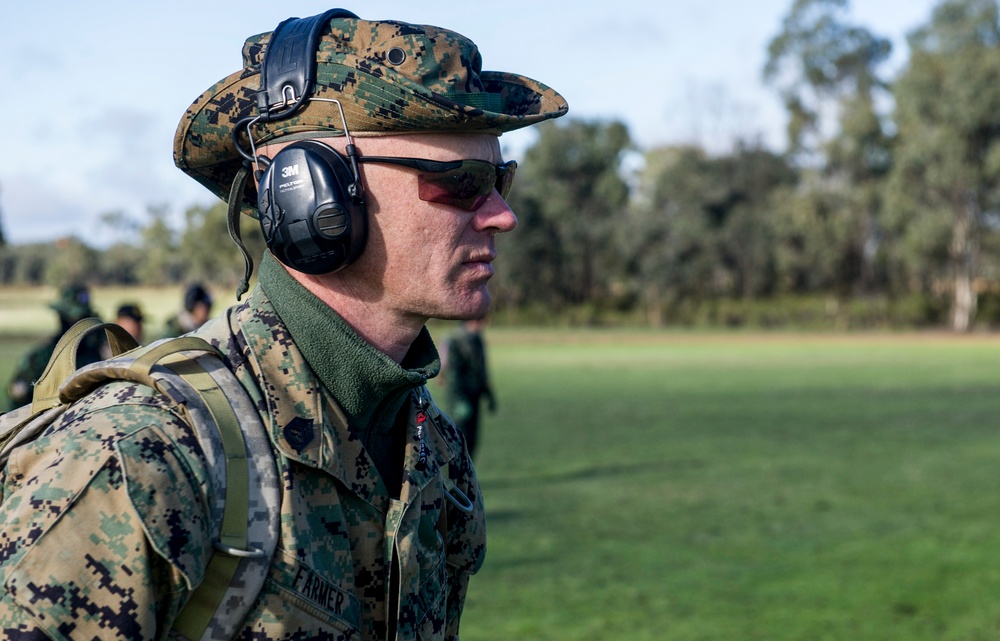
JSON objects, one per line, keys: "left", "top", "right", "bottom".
{"left": 0, "top": 285, "right": 486, "bottom": 641}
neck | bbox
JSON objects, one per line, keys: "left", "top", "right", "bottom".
{"left": 289, "top": 270, "right": 425, "bottom": 364}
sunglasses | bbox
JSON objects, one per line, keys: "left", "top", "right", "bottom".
{"left": 356, "top": 156, "right": 517, "bottom": 212}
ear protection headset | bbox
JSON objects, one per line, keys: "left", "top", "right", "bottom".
{"left": 256, "top": 139, "right": 367, "bottom": 274}
{"left": 242, "top": 9, "right": 369, "bottom": 275}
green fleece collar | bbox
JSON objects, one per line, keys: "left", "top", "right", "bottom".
{"left": 257, "top": 252, "right": 440, "bottom": 437}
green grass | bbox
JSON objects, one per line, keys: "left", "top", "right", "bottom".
{"left": 0, "top": 284, "right": 202, "bottom": 408}
{"left": 0, "top": 284, "right": 216, "bottom": 337}
{"left": 453, "top": 330, "right": 1000, "bottom": 641}
{"left": 4, "top": 287, "right": 1000, "bottom": 639}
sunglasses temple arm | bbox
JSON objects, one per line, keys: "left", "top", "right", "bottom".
{"left": 345, "top": 144, "right": 365, "bottom": 203}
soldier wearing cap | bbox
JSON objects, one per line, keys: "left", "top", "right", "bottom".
{"left": 3, "top": 284, "right": 103, "bottom": 411}
{"left": 159, "top": 282, "right": 213, "bottom": 338}
{"left": 0, "top": 8, "right": 566, "bottom": 641}
{"left": 98, "top": 303, "right": 146, "bottom": 359}
{"left": 441, "top": 318, "right": 496, "bottom": 460}
{"left": 114, "top": 302, "right": 145, "bottom": 343}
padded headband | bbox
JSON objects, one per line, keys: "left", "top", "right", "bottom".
{"left": 256, "top": 8, "right": 360, "bottom": 122}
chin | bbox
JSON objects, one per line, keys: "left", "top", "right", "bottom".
{"left": 435, "top": 290, "right": 492, "bottom": 321}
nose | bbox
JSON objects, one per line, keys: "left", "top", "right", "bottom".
{"left": 474, "top": 190, "right": 518, "bottom": 234}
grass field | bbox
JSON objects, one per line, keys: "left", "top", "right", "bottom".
{"left": 4, "top": 290, "right": 1000, "bottom": 639}
{"left": 457, "top": 330, "right": 1000, "bottom": 641}
{"left": 0, "top": 284, "right": 195, "bottom": 338}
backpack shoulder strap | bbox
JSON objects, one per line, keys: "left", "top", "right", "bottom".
{"left": 76, "top": 336, "right": 281, "bottom": 641}
{"left": 1, "top": 319, "right": 280, "bottom": 640}
{"left": 31, "top": 317, "right": 139, "bottom": 414}
{"left": 0, "top": 318, "right": 139, "bottom": 468}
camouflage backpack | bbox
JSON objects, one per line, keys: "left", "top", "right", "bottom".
{"left": 0, "top": 318, "right": 281, "bottom": 641}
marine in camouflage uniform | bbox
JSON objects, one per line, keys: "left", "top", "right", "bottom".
{"left": 0, "top": 256, "right": 484, "bottom": 639}
{"left": 0, "top": 8, "right": 566, "bottom": 640}
{"left": 443, "top": 320, "right": 496, "bottom": 460}
{"left": 4, "top": 284, "right": 103, "bottom": 411}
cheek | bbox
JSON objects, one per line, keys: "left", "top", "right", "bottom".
{"left": 375, "top": 215, "right": 440, "bottom": 281}
{"left": 365, "top": 179, "right": 468, "bottom": 277}
{"left": 381, "top": 207, "right": 463, "bottom": 258}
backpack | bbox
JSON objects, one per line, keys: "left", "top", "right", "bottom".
{"left": 0, "top": 317, "right": 281, "bottom": 641}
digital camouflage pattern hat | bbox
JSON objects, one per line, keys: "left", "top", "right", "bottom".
{"left": 174, "top": 10, "right": 569, "bottom": 205}
{"left": 51, "top": 284, "right": 93, "bottom": 320}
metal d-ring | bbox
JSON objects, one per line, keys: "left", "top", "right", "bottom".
{"left": 214, "top": 540, "right": 268, "bottom": 559}
{"left": 444, "top": 484, "right": 475, "bottom": 513}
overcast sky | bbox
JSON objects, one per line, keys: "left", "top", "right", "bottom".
{"left": 0, "top": 0, "right": 940, "bottom": 245}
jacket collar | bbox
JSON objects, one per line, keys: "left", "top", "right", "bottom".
{"left": 233, "top": 279, "right": 458, "bottom": 513}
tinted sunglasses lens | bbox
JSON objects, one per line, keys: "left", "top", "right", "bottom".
{"left": 496, "top": 161, "right": 516, "bottom": 200}
{"left": 417, "top": 162, "right": 498, "bottom": 211}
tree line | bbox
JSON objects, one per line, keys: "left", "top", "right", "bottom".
{"left": 4, "top": 0, "right": 1000, "bottom": 331}
{"left": 498, "top": 0, "right": 1000, "bottom": 331}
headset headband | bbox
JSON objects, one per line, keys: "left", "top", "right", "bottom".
{"left": 256, "top": 8, "right": 360, "bottom": 122}
{"left": 228, "top": 9, "right": 367, "bottom": 298}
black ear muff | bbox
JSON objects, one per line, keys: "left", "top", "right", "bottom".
{"left": 257, "top": 140, "right": 367, "bottom": 274}
{"left": 227, "top": 9, "right": 368, "bottom": 289}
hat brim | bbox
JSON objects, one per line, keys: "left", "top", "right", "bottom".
{"left": 50, "top": 302, "right": 91, "bottom": 319}
{"left": 174, "top": 53, "right": 568, "bottom": 210}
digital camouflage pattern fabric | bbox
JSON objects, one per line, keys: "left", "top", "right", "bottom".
{"left": 0, "top": 282, "right": 486, "bottom": 640}
{"left": 174, "top": 15, "right": 568, "bottom": 210}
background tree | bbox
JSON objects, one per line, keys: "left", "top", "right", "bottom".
{"left": 627, "top": 143, "right": 795, "bottom": 323}
{"left": 0, "top": 243, "right": 49, "bottom": 285}
{"left": 764, "top": 0, "right": 894, "bottom": 300}
{"left": 770, "top": 98, "right": 893, "bottom": 301}
{"left": 0, "top": 181, "right": 6, "bottom": 247}
{"left": 763, "top": 0, "right": 892, "bottom": 160}
{"left": 713, "top": 145, "right": 797, "bottom": 299}
{"left": 887, "top": 0, "right": 1000, "bottom": 331}
{"left": 136, "top": 205, "right": 183, "bottom": 286}
{"left": 44, "top": 237, "right": 100, "bottom": 287}
{"left": 623, "top": 146, "right": 720, "bottom": 324}
{"left": 96, "top": 210, "right": 145, "bottom": 284}
{"left": 179, "top": 201, "right": 268, "bottom": 290}
{"left": 500, "top": 119, "right": 631, "bottom": 315}
{"left": 823, "top": 93, "right": 893, "bottom": 294}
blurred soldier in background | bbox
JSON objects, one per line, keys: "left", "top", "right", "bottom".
{"left": 160, "top": 282, "right": 213, "bottom": 338}
{"left": 98, "top": 302, "right": 145, "bottom": 359}
{"left": 114, "top": 302, "right": 144, "bottom": 342}
{"left": 4, "top": 284, "right": 103, "bottom": 410}
{"left": 442, "top": 318, "right": 496, "bottom": 460}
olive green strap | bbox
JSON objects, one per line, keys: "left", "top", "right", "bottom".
{"left": 31, "top": 318, "right": 139, "bottom": 414}
{"left": 129, "top": 337, "right": 256, "bottom": 641}
{"left": 161, "top": 352, "right": 253, "bottom": 557}
{"left": 15, "top": 327, "right": 258, "bottom": 641}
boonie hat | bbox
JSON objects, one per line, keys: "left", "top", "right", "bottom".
{"left": 51, "top": 284, "right": 92, "bottom": 320}
{"left": 174, "top": 9, "right": 568, "bottom": 206}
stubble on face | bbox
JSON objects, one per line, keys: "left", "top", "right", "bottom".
{"left": 262, "top": 132, "right": 516, "bottom": 360}
{"left": 338, "top": 133, "right": 513, "bottom": 321}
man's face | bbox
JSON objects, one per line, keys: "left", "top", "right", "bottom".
{"left": 191, "top": 301, "right": 211, "bottom": 326}
{"left": 117, "top": 316, "right": 142, "bottom": 341}
{"left": 288, "top": 132, "right": 518, "bottom": 323}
